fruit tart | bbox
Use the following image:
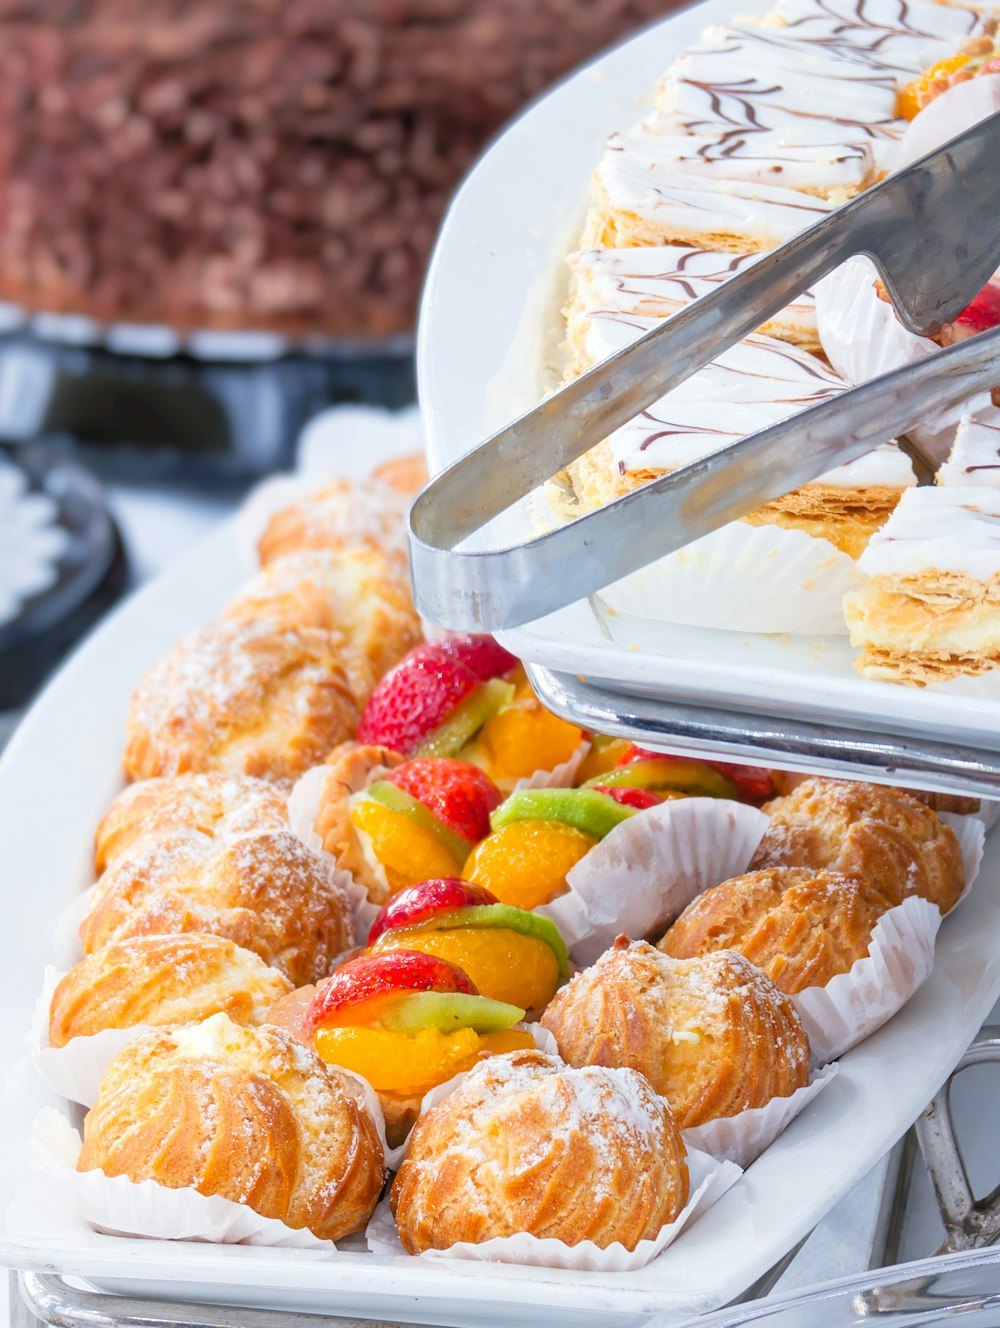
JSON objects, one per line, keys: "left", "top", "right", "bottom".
{"left": 366, "top": 878, "right": 569, "bottom": 1014}
{"left": 302, "top": 746, "right": 504, "bottom": 906}
{"left": 289, "top": 949, "right": 536, "bottom": 1145}
{"left": 461, "top": 786, "right": 640, "bottom": 910}
{"left": 79, "top": 1014, "right": 385, "bottom": 1241}
{"left": 356, "top": 634, "right": 586, "bottom": 791}
{"left": 541, "top": 940, "right": 809, "bottom": 1128}
{"left": 391, "top": 1049, "right": 689, "bottom": 1253}
{"left": 577, "top": 743, "right": 777, "bottom": 806}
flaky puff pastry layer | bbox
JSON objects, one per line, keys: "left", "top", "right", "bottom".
{"left": 124, "top": 618, "right": 359, "bottom": 784}
{"left": 258, "top": 477, "right": 409, "bottom": 571}
{"left": 844, "top": 569, "right": 1000, "bottom": 685}
{"left": 659, "top": 868, "right": 895, "bottom": 995}
{"left": 225, "top": 549, "right": 422, "bottom": 708}
{"left": 541, "top": 941, "right": 808, "bottom": 1129}
{"left": 391, "top": 1050, "right": 688, "bottom": 1254}
{"left": 750, "top": 778, "right": 963, "bottom": 914}
{"left": 79, "top": 828, "right": 353, "bottom": 987}
{"left": 310, "top": 741, "right": 406, "bottom": 906}
{"left": 94, "top": 773, "right": 288, "bottom": 874}
{"left": 50, "top": 934, "right": 293, "bottom": 1047}
{"left": 78, "top": 1016, "right": 384, "bottom": 1241}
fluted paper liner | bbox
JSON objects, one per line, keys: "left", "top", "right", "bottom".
{"left": 539, "top": 798, "right": 770, "bottom": 966}
{"left": 365, "top": 1144, "right": 740, "bottom": 1271}
{"left": 792, "top": 895, "right": 942, "bottom": 1066}
{"left": 941, "top": 811, "right": 986, "bottom": 906}
{"left": 597, "top": 521, "right": 861, "bottom": 636}
{"left": 52, "top": 886, "right": 97, "bottom": 970}
{"left": 28, "top": 1108, "right": 338, "bottom": 1249}
{"left": 682, "top": 1063, "right": 838, "bottom": 1169}
{"left": 289, "top": 759, "right": 594, "bottom": 946}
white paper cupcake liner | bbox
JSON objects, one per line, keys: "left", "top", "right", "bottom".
{"left": 792, "top": 895, "right": 942, "bottom": 1067}
{"left": 940, "top": 811, "right": 986, "bottom": 906}
{"left": 814, "top": 256, "right": 992, "bottom": 462}
{"left": 365, "top": 1144, "right": 740, "bottom": 1271}
{"left": 682, "top": 1063, "right": 838, "bottom": 1169}
{"left": 28, "top": 1108, "right": 338, "bottom": 1249}
{"left": 597, "top": 521, "right": 861, "bottom": 636}
{"left": 53, "top": 886, "right": 97, "bottom": 970}
{"left": 538, "top": 798, "right": 770, "bottom": 966}
{"left": 27, "top": 966, "right": 156, "bottom": 1109}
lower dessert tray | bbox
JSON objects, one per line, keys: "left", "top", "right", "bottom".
{"left": 2, "top": 475, "right": 1000, "bottom": 1326}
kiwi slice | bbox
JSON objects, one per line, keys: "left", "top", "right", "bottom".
{"left": 490, "top": 787, "right": 635, "bottom": 841}
{"left": 393, "top": 903, "right": 570, "bottom": 979}
{"left": 415, "top": 678, "right": 514, "bottom": 759}
{"left": 365, "top": 781, "right": 472, "bottom": 864}
{"left": 585, "top": 757, "right": 736, "bottom": 798}
{"left": 378, "top": 991, "right": 524, "bottom": 1034}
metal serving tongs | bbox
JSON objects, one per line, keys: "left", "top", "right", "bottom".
{"left": 409, "top": 111, "right": 1000, "bottom": 632}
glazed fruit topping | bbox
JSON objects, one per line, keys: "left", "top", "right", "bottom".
{"left": 364, "top": 781, "right": 473, "bottom": 864}
{"left": 356, "top": 636, "right": 518, "bottom": 757}
{"left": 955, "top": 282, "right": 1000, "bottom": 335}
{"left": 592, "top": 785, "right": 665, "bottom": 810}
{"left": 462, "top": 819, "right": 596, "bottom": 910}
{"left": 368, "top": 877, "right": 499, "bottom": 944}
{"left": 305, "top": 949, "right": 476, "bottom": 1032}
{"left": 599, "top": 745, "right": 774, "bottom": 803}
{"left": 386, "top": 758, "right": 503, "bottom": 843}
{"left": 490, "top": 787, "right": 636, "bottom": 840}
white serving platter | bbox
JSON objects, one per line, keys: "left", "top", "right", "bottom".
{"left": 416, "top": 0, "right": 1000, "bottom": 755}
{"left": 0, "top": 517, "right": 999, "bottom": 1326}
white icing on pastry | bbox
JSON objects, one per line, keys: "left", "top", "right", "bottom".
{"left": 582, "top": 311, "right": 905, "bottom": 482}
{"left": 596, "top": 152, "right": 834, "bottom": 246}
{"left": 568, "top": 244, "right": 817, "bottom": 336}
{"left": 858, "top": 485, "right": 1000, "bottom": 579}
{"left": 768, "top": 0, "right": 985, "bottom": 73}
{"left": 610, "top": 120, "right": 874, "bottom": 195}
{"left": 938, "top": 408, "right": 1000, "bottom": 489}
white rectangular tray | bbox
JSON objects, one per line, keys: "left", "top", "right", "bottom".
{"left": 2, "top": 516, "right": 1000, "bottom": 1326}
{"left": 415, "top": 0, "right": 1000, "bottom": 756}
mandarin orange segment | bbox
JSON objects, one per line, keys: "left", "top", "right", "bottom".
{"left": 313, "top": 1024, "right": 481, "bottom": 1095}
{"left": 372, "top": 925, "right": 560, "bottom": 1010}
{"left": 896, "top": 54, "right": 969, "bottom": 118}
{"left": 474, "top": 667, "right": 583, "bottom": 783}
{"left": 575, "top": 737, "right": 634, "bottom": 783}
{"left": 351, "top": 798, "right": 461, "bottom": 893}
{"left": 462, "top": 818, "right": 596, "bottom": 910}
{"left": 478, "top": 1028, "right": 537, "bottom": 1056}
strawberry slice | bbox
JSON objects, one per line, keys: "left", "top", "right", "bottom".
{"left": 305, "top": 949, "right": 476, "bottom": 1034}
{"left": 956, "top": 281, "right": 1000, "bottom": 333}
{"left": 432, "top": 635, "right": 518, "bottom": 681}
{"left": 357, "top": 654, "right": 481, "bottom": 755}
{"left": 368, "top": 877, "right": 499, "bottom": 946}
{"left": 388, "top": 758, "right": 503, "bottom": 843}
{"left": 592, "top": 785, "right": 664, "bottom": 810}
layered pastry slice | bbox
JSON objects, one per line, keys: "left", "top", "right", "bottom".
{"left": 844, "top": 485, "right": 1000, "bottom": 683}
{"left": 565, "top": 310, "right": 915, "bottom": 557}
{"left": 566, "top": 245, "right": 819, "bottom": 356}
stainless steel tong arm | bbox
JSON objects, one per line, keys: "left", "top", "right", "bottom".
{"left": 410, "top": 112, "right": 1000, "bottom": 631}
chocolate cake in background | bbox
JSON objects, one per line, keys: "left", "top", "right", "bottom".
{"left": 0, "top": 0, "right": 681, "bottom": 340}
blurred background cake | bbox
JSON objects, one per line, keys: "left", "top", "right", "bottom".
{"left": 0, "top": 0, "right": 681, "bottom": 339}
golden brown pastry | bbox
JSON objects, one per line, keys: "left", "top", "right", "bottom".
{"left": 541, "top": 940, "right": 809, "bottom": 1128}
{"left": 79, "top": 828, "right": 352, "bottom": 987}
{"left": 49, "top": 934, "right": 294, "bottom": 1047}
{"left": 750, "top": 778, "right": 963, "bottom": 914}
{"left": 659, "top": 867, "right": 895, "bottom": 994}
{"left": 94, "top": 773, "right": 288, "bottom": 873}
{"left": 78, "top": 1014, "right": 384, "bottom": 1241}
{"left": 391, "top": 1050, "right": 688, "bottom": 1254}
{"left": 257, "top": 477, "right": 409, "bottom": 570}
{"left": 225, "top": 549, "right": 421, "bottom": 706}
{"left": 123, "top": 618, "right": 359, "bottom": 783}
{"left": 308, "top": 741, "right": 406, "bottom": 905}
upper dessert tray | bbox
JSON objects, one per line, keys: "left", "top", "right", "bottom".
{"left": 417, "top": 0, "right": 1000, "bottom": 793}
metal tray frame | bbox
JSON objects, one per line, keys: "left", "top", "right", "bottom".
{"left": 11, "top": 1031, "right": 1000, "bottom": 1328}
{"left": 526, "top": 663, "right": 1000, "bottom": 799}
